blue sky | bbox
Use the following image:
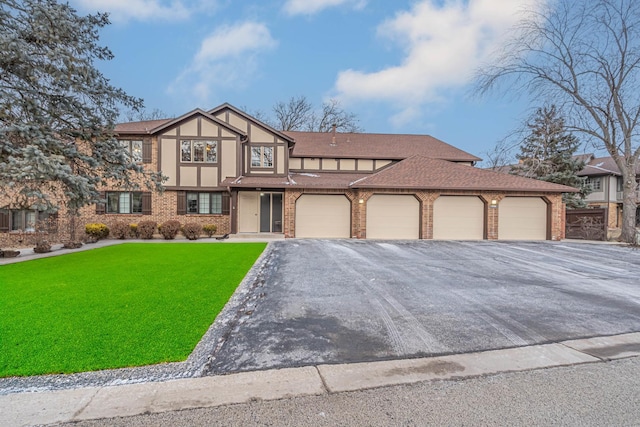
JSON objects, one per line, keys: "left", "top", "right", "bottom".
{"left": 68, "top": 0, "right": 544, "bottom": 161}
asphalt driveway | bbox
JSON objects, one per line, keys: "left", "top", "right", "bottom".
{"left": 206, "top": 240, "right": 640, "bottom": 374}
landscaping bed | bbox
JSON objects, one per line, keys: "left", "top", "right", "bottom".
{"left": 0, "top": 243, "right": 266, "bottom": 377}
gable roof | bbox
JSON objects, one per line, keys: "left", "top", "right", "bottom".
{"left": 208, "top": 102, "right": 294, "bottom": 143}
{"left": 352, "top": 155, "right": 577, "bottom": 193}
{"left": 284, "top": 131, "right": 482, "bottom": 162}
{"left": 114, "top": 108, "right": 246, "bottom": 137}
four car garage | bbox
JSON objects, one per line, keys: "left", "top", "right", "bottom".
{"left": 293, "top": 194, "right": 549, "bottom": 240}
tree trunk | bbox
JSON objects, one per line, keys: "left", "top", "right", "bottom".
{"left": 620, "top": 170, "right": 639, "bottom": 243}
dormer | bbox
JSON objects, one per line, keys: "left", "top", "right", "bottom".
{"left": 209, "top": 103, "right": 295, "bottom": 177}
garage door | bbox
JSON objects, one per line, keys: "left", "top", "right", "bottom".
{"left": 499, "top": 197, "right": 547, "bottom": 240}
{"left": 366, "top": 195, "right": 419, "bottom": 239}
{"left": 433, "top": 196, "right": 484, "bottom": 240}
{"left": 295, "top": 195, "right": 351, "bottom": 238}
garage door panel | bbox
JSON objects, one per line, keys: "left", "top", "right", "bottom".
{"left": 499, "top": 197, "right": 547, "bottom": 240}
{"left": 296, "top": 195, "right": 350, "bottom": 238}
{"left": 367, "top": 195, "right": 419, "bottom": 239}
{"left": 433, "top": 196, "right": 484, "bottom": 240}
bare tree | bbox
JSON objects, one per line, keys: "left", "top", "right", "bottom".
{"left": 307, "top": 98, "right": 362, "bottom": 133}
{"left": 270, "top": 96, "right": 362, "bottom": 132}
{"left": 272, "top": 96, "right": 313, "bottom": 131}
{"left": 123, "top": 107, "right": 170, "bottom": 122}
{"left": 476, "top": 0, "right": 640, "bottom": 242}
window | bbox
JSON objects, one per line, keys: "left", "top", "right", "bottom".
{"left": 186, "top": 192, "right": 223, "bottom": 214}
{"left": 119, "top": 140, "right": 143, "bottom": 163}
{"left": 0, "top": 209, "right": 53, "bottom": 232}
{"left": 586, "top": 177, "right": 602, "bottom": 191}
{"left": 181, "top": 140, "right": 217, "bottom": 163}
{"left": 106, "top": 192, "right": 143, "bottom": 214}
{"left": 251, "top": 146, "right": 274, "bottom": 168}
{"left": 617, "top": 177, "right": 624, "bottom": 192}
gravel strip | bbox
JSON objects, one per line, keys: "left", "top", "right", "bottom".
{"left": 0, "top": 242, "right": 276, "bottom": 396}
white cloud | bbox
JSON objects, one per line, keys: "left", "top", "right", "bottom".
{"left": 168, "top": 21, "right": 277, "bottom": 103}
{"left": 333, "top": 0, "right": 545, "bottom": 126}
{"left": 283, "top": 0, "right": 366, "bottom": 16}
{"left": 70, "top": 0, "right": 192, "bottom": 22}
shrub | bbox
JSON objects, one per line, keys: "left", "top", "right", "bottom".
{"left": 63, "top": 241, "right": 83, "bottom": 249}
{"left": 33, "top": 241, "right": 52, "bottom": 254}
{"left": 129, "top": 224, "right": 138, "bottom": 238}
{"left": 85, "top": 223, "right": 109, "bottom": 240}
{"left": 137, "top": 221, "right": 157, "bottom": 240}
{"left": 158, "top": 220, "right": 181, "bottom": 240}
{"left": 110, "top": 222, "right": 131, "bottom": 239}
{"left": 202, "top": 224, "right": 217, "bottom": 238}
{"left": 182, "top": 223, "right": 202, "bottom": 240}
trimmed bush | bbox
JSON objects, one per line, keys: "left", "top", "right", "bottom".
{"left": 129, "top": 224, "right": 138, "bottom": 238}
{"left": 33, "top": 241, "right": 52, "bottom": 254}
{"left": 110, "top": 222, "right": 131, "bottom": 239}
{"left": 182, "top": 223, "right": 202, "bottom": 240}
{"left": 85, "top": 223, "right": 109, "bottom": 240}
{"left": 137, "top": 221, "right": 157, "bottom": 240}
{"left": 202, "top": 224, "right": 217, "bottom": 238}
{"left": 63, "top": 241, "right": 83, "bottom": 249}
{"left": 158, "top": 220, "right": 181, "bottom": 240}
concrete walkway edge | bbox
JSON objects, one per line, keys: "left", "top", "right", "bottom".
{"left": 2, "top": 332, "right": 640, "bottom": 427}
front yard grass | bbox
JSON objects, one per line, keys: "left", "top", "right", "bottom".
{"left": 0, "top": 243, "right": 266, "bottom": 378}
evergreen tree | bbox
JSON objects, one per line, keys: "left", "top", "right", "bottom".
{"left": 0, "top": 0, "right": 163, "bottom": 226}
{"left": 510, "top": 105, "right": 590, "bottom": 208}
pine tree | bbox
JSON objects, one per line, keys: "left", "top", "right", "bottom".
{"left": 510, "top": 105, "right": 590, "bottom": 208}
{"left": 0, "top": 0, "right": 163, "bottom": 235}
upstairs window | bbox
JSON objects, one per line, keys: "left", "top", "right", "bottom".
{"left": 181, "top": 140, "right": 217, "bottom": 163}
{"left": 119, "top": 140, "right": 143, "bottom": 163}
{"left": 586, "top": 177, "right": 602, "bottom": 192}
{"left": 251, "top": 146, "right": 273, "bottom": 168}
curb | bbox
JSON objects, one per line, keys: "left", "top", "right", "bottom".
{"left": 2, "top": 332, "right": 639, "bottom": 427}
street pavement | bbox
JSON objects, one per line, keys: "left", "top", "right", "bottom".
{"left": 55, "top": 355, "right": 640, "bottom": 427}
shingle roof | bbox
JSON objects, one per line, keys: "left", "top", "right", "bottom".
{"left": 114, "top": 119, "right": 172, "bottom": 134}
{"left": 576, "top": 156, "right": 640, "bottom": 177}
{"left": 352, "top": 155, "right": 577, "bottom": 193}
{"left": 221, "top": 172, "right": 368, "bottom": 189}
{"left": 284, "top": 131, "right": 481, "bottom": 162}
{"left": 220, "top": 156, "right": 575, "bottom": 193}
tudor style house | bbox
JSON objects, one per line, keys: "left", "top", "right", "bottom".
{"left": 1, "top": 103, "right": 577, "bottom": 245}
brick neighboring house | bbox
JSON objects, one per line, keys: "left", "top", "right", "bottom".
{"left": 0, "top": 103, "right": 577, "bottom": 246}
{"left": 577, "top": 155, "right": 640, "bottom": 229}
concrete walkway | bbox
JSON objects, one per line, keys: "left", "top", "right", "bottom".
{"left": 2, "top": 332, "right": 639, "bottom": 427}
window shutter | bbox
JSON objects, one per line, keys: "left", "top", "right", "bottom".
{"left": 142, "top": 192, "right": 152, "bottom": 215}
{"left": 177, "top": 191, "right": 186, "bottom": 215}
{"left": 222, "top": 193, "right": 230, "bottom": 215}
{"left": 142, "top": 138, "right": 152, "bottom": 164}
{"left": 96, "top": 192, "right": 106, "bottom": 214}
{"left": 0, "top": 209, "right": 9, "bottom": 232}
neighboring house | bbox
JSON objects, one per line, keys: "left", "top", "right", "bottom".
{"left": 1, "top": 103, "right": 577, "bottom": 245}
{"left": 577, "top": 155, "right": 640, "bottom": 229}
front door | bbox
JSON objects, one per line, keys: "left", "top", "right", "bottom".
{"left": 238, "top": 191, "right": 282, "bottom": 233}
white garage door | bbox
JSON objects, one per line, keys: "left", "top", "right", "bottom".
{"left": 295, "top": 195, "right": 351, "bottom": 238}
{"left": 499, "top": 197, "right": 548, "bottom": 240}
{"left": 367, "top": 195, "right": 420, "bottom": 239}
{"left": 433, "top": 196, "right": 484, "bottom": 240}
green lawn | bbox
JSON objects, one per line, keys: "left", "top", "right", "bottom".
{"left": 0, "top": 243, "right": 266, "bottom": 377}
